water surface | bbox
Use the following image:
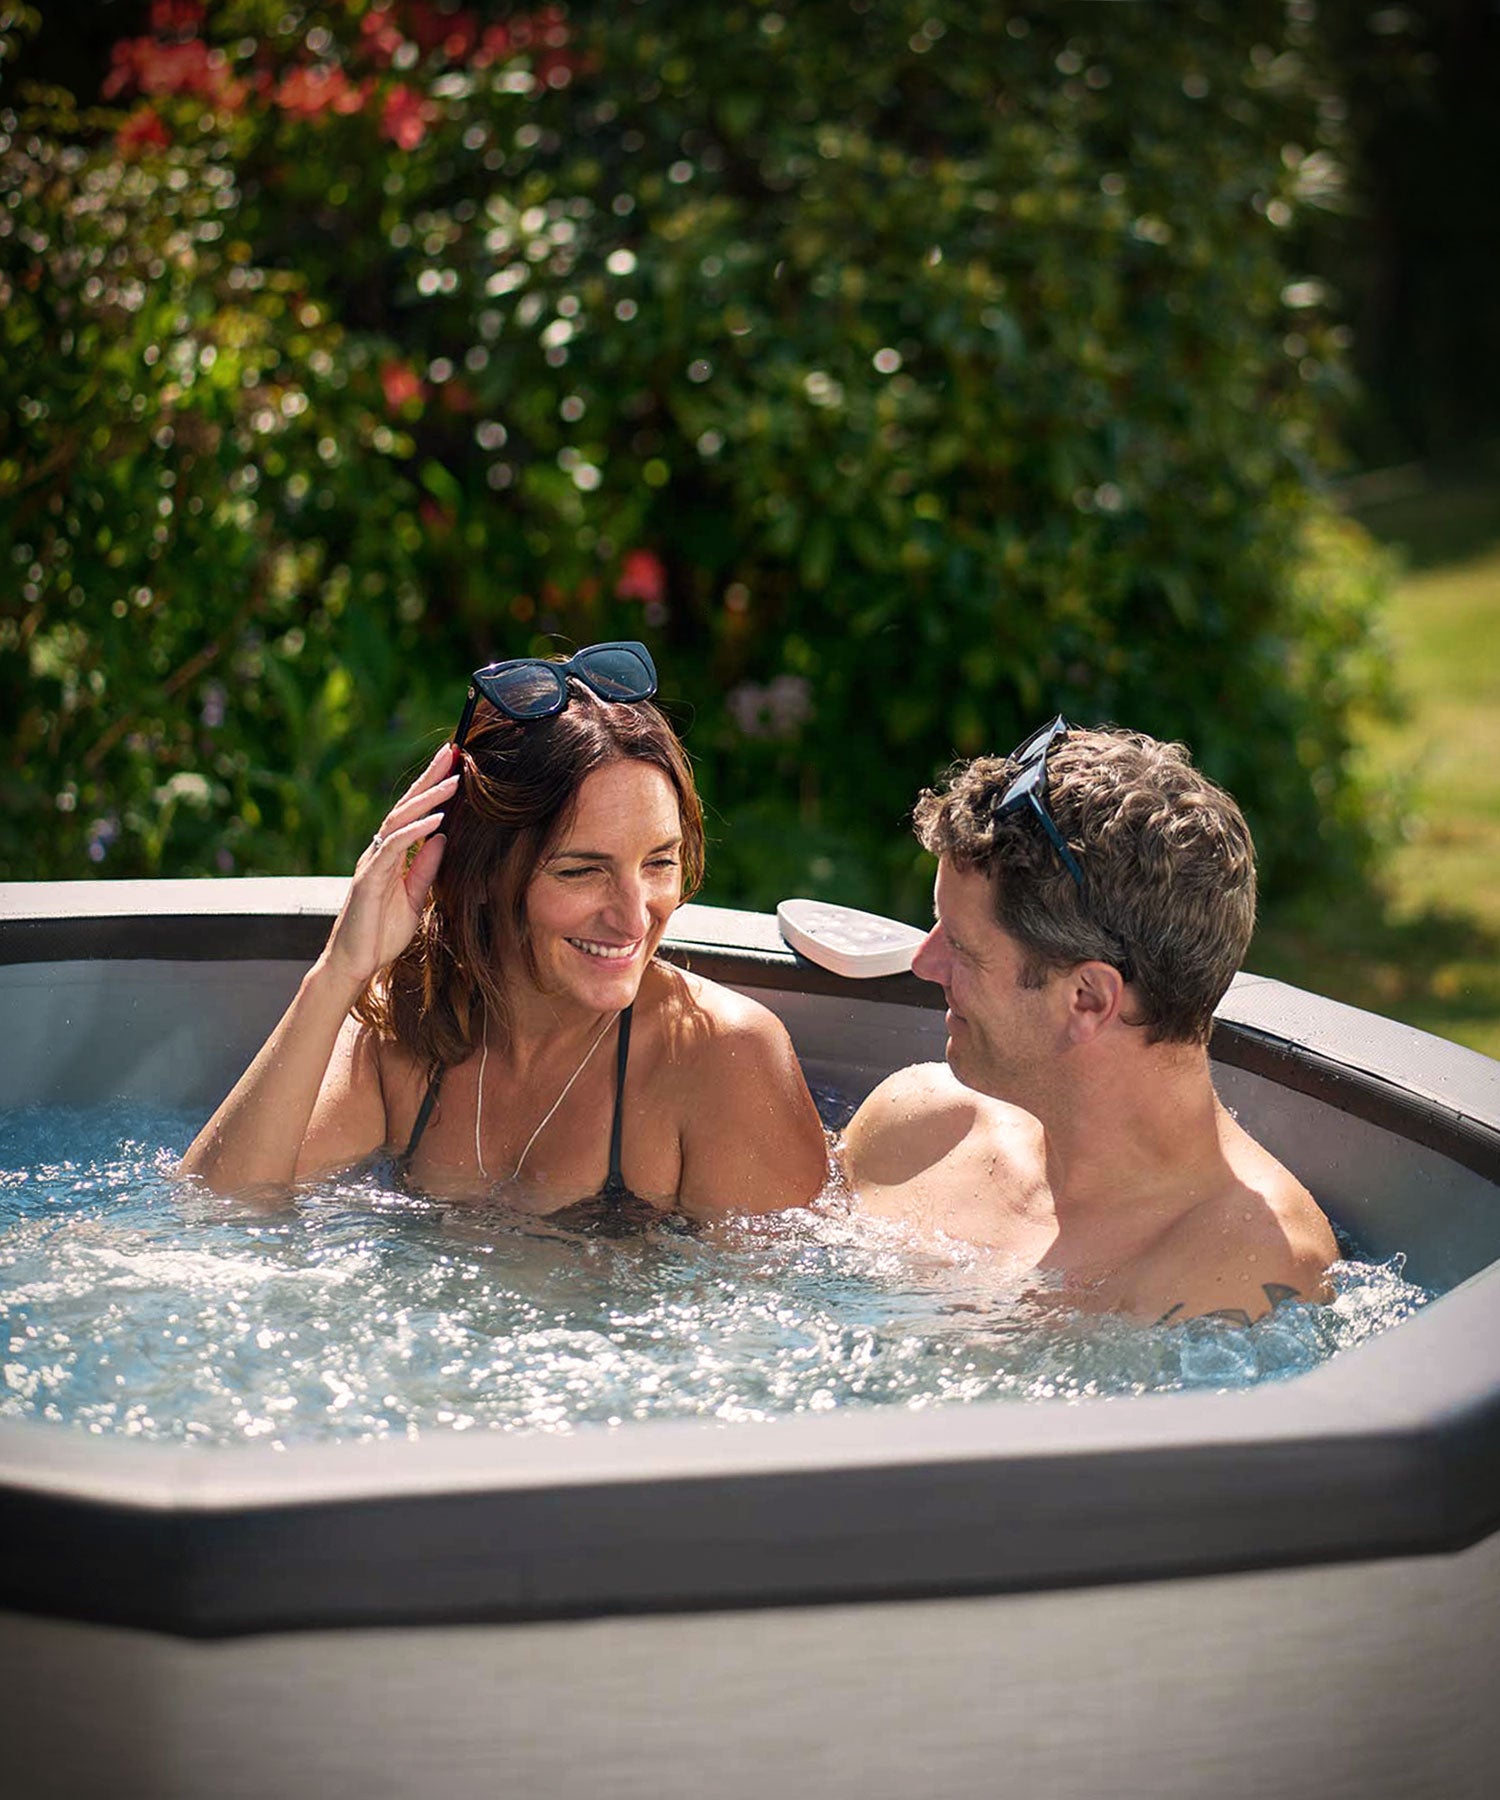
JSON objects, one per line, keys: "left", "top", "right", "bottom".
{"left": 0, "top": 1102, "right": 1435, "bottom": 1446}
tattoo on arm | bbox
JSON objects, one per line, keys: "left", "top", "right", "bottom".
{"left": 1156, "top": 1282, "right": 1304, "bottom": 1329}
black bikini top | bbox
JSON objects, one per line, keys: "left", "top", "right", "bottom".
{"left": 400, "top": 1005, "right": 658, "bottom": 1232}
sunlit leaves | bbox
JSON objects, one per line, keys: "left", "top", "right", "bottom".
{"left": 2, "top": 0, "right": 1393, "bottom": 907}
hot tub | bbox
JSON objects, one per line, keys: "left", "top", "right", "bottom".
{"left": 2, "top": 878, "right": 1498, "bottom": 1800}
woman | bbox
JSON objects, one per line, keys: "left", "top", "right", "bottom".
{"left": 180, "top": 642, "right": 829, "bottom": 1224}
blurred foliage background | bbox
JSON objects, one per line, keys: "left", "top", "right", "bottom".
{"left": 2, "top": 1, "right": 1497, "bottom": 1045}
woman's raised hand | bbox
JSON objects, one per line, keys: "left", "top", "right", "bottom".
{"left": 323, "top": 743, "right": 460, "bottom": 989}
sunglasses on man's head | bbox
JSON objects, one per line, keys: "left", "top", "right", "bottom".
{"left": 993, "top": 715, "right": 1085, "bottom": 886}
{"left": 452, "top": 641, "right": 658, "bottom": 749}
{"left": 992, "top": 714, "right": 1134, "bottom": 982}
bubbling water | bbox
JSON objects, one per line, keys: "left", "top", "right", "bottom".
{"left": 0, "top": 1103, "right": 1434, "bottom": 1447}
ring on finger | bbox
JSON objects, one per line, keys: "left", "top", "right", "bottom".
{"left": 370, "top": 832, "right": 386, "bottom": 854}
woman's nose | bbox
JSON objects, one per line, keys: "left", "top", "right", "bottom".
{"left": 606, "top": 875, "right": 652, "bottom": 937}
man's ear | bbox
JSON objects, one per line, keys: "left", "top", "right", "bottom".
{"left": 1064, "top": 961, "right": 1127, "bottom": 1043}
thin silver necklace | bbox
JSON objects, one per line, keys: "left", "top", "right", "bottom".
{"left": 475, "top": 1007, "right": 620, "bottom": 1183}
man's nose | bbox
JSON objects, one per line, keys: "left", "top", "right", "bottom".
{"left": 910, "top": 924, "right": 948, "bottom": 986}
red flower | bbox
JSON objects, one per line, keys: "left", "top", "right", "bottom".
{"left": 406, "top": 3, "right": 477, "bottom": 61}
{"left": 116, "top": 104, "right": 172, "bottom": 154}
{"left": 535, "top": 49, "right": 578, "bottom": 91}
{"left": 616, "top": 549, "right": 667, "bottom": 606}
{"left": 103, "top": 34, "right": 246, "bottom": 109}
{"left": 274, "top": 64, "right": 367, "bottom": 119}
{"left": 380, "top": 360, "right": 426, "bottom": 413}
{"left": 471, "top": 23, "right": 513, "bottom": 68}
{"left": 149, "top": 0, "right": 205, "bottom": 31}
{"left": 538, "top": 6, "right": 572, "bottom": 49}
{"left": 358, "top": 7, "right": 403, "bottom": 67}
{"left": 380, "top": 83, "right": 437, "bottom": 151}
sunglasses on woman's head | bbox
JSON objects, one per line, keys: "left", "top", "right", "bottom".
{"left": 452, "top": 641, "right": 658, "bottom": 749}
{"left": 992, "top": 714, "right": 1134, "bottom": 982}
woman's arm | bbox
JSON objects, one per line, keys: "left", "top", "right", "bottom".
{"left": 177, "top": 745, "right": 457, "bottom": 1193}
{"left": 676, "top": 994, "right": 829, "bottom": 1219}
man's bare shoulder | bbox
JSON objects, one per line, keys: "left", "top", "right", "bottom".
{"left": 1120, "top": 1126, "right": 1337, "bottom": 1326}
{"left": 844, "top": 1062, "right": 1032, "bottom": 1187}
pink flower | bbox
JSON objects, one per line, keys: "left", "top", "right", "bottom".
{"left": 380, "top": 83, "right": 437, "bottom": 151}
{"left": 615, "top": 549, "right": 667, "bottom": 606}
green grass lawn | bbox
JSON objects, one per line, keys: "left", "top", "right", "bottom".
{"left": 1251, "top": 467, "right": 1500, "bottom": 1060}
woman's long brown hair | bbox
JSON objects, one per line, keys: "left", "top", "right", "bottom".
{"left": 356, "top": 688, "right": 705, "bottom": 1072}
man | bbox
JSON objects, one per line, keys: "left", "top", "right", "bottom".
{"left": 843, "top": 718, "right": 1337, "bottom": 1323}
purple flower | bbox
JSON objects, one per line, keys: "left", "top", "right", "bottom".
{"left": 87, "top": 816, "right": 121, "bottom": 863}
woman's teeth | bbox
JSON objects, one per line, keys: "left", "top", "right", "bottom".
{"left": 567, "top": 938, "right": 639, "bottom": 961}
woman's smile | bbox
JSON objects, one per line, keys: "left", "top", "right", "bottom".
{"left": 566, "top": 935, "right": 643, "bottom": 962}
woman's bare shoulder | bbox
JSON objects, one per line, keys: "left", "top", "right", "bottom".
{"left": 640, "top": 957, "right": 794, "bottom": 1054}
{"left": 637, "top": 963, "right": 826, "bottom": 1216}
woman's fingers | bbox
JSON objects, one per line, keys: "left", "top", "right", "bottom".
{"left": 363, "top": 805, "right": 449, "bottom": 871}
{"left": 403, "top": 829, "right": 446, "bottom": 909}
{"left": 390, "top": 741, "right": 459, "bottom": 811}
{"left": 333, "top": 747, "right": 458, "bottom": 979}
{"left": 371, "top": 769, "right": 460, "bottom": 845}
{"left": 392, "top": 748, "right": 457, "bottom": 813}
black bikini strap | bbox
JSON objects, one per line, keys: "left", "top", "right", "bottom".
{"left": 605, "top": 1004, "right": 633, "bottom": 1194}
{"left": 401, "top": 1065, "right": 445, "bottom": 1170}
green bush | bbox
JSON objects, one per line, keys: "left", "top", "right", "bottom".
{"left": 1, "top": 0, "right": 1395, "bottom": 913}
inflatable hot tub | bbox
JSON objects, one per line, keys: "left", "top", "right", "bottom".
{"left": 2, "top": 878, "right": 1498, "bottom": 1800}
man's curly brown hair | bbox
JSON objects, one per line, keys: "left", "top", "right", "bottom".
{"left": 913, "top": 725, "right": 1257, "bottom": 1045}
